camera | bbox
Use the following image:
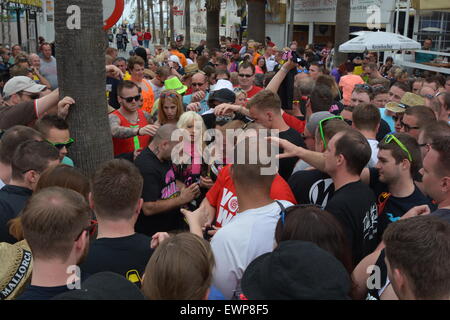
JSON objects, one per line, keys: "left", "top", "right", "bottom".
{"left": 281, "top": 50, "right": 307, "bottom": 68}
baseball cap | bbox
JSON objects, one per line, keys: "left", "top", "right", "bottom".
{"left": 53, "top": 272, "right": 145, "bottom": 300}
{"left": 3, "top": 76, "right": 46, "bottom": 99}
{"left": 208, "top": 88, "right": 236, "bottom": 105}
{"left": 210, "top": 79, "right": 234, "bottom": 92}
{"left": 385, "top": 92, "right": 426, "bottom": 113}
{"left": 176, "top": 35, "right": 184, "bottom": 42}
{"left": 306, "top": 111, "right": 334, "bottom": 135}
{"left": 241, "top": 241, "right": 351, "bottom": 300}
{"left": 0, "top": 241, "right": 33, "bottom": 300}
{"left": 168, "top": 55, "right": 181, "bottom": 66}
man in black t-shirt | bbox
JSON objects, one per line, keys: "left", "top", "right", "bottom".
{"left": 289, "top": 117, "right": 349, "bottom": 207}
{"left": 80, "top": 159, "right": 154, "bottom": 287}
{"left": 18, "top": 187, "right": 92, "bottom": 300}
{"left": 134, "top": 124, "right": 201, "bottom": 237}
{"left": 368, "top": 133, "right": 434, "bottom": 235}
{"left": 323, "top": 129, "right": 379, "bottom": 267}
{"left": 248, "top": 90, "right": 305, "bottom": 180}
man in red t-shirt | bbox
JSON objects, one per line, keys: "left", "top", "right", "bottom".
{"left": 235, "top": 61, "right": 263, "bottom": 100}
{"left": 143, "top": 30, "right": 152, "bottom": 49}
{"left": 137, "top": 30, "right": 144, "bottom": 46}
{"left": 190, "top": 164, "right": 296, "bottom": 234}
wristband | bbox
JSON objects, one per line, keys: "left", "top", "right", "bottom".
{"left": 137, "top": 128, "right": 141, "bottom": 136}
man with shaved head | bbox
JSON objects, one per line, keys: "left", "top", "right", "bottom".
{"left": 134, "top": 124, "right": 201, "bottom": 237}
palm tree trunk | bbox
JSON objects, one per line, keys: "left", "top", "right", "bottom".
{"left": 148, "top": 0, "right": 156, "bottom": 43}
{"left": 168, "top": 0, "right": 174, "bottom": 43}
{"left": 54, "top": 0, "right": 113, "bottom": 175}
{"left": 141, "top": 0, "right": 145, "bottom": 31}
{"left": 184, "top": 0, "right": 191, "bottom": 48}
{"left": 206, "top": 0, "right": 220, "bottom": 49}
{"left": 159, "top": 0, "right": 164, "bottom": 45}
{"left": 334, "top": 0, "right": 350, "bottom": 67}
{"left": 247, "top": 0, "right": 265, "bottom": 44}
{"left": 136, "top": 0, "right": 141, "bottom": 30}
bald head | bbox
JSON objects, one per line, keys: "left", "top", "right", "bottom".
{"left": 152, "top": 124, "right": 178, "bottom": 144}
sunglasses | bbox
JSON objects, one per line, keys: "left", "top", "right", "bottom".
{"left": 160, "top": 92, "right": 178, "bottom": 99}
{"left": 277, "top": 201, "right": 323, "bottom": 226}
{"left": 297, "top": 69, "right": 309, "bottom": 74}
{"left": 47, "top": 138, "right": 75, "bottom": 150}
{"left": 354, "top": 84, "right": 373, "bottom": 92}
{"left": 421, "top": 94, "right": 435, "bottom": 100}
{"left": 400, "top": 121, "right": 420, "bottom": 132}
{"left": 238, "top": 74, "right": 253, "bottom": 78}
{"left": 384, "top": 134, "right": 412, "bottom": 162}
{"left": 75, "top": 220, "right": 98, "bottom": 241}
{"left": 20, "top": 92, "right": 40, "bottom": 99}
{"left": 241, "top": 119, "right": 255, "bottom": 130}
{"left": 319, "top": 116, "right": 344, "bottom": 149}
{"left": 120, "top": 94, "right": 141, "bottom": 103}
{"left": 191, "top": 82, "right": 205, "bottom": 87}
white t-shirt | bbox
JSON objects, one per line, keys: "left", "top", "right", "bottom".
{"left": 367, "top": 139, "right": 379, "bottom": 168}
{"left": 211, "top": 200, "right": 293, "bottom": 299}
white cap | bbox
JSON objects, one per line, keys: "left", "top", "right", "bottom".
{"left": 3, "top": 76, "right": 46, "bottom": 99}
{"left": 210, "top": 79, "right": 234, "bottom": 92}
{"left": 168, "top": 55, "right": 181, "bottom": 66}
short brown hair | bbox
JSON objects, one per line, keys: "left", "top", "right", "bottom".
{"left": 383, "top": 216, "right": 450, "bottom": 300}
{"left": 231, "top": 136, "right": 276, "bottom": 189}
{"left": 432, "top": 135, "right": 450, "bottom": 177}
{"left": 247, "top": 89, "right": 281, "bottom": 114}
{"left": 352, "top": 104, "right": 381, "bottom": 132}
{"left": 314, "top": 119, "right": 350, "bottom": 145}
{"left": 334, "top": 129, "right": 371, "bottom": 175}
{"left": 21, "top": 187, "right": 91, "bottom": 260}
{"left": 11, "top": 140, "right": 59, "bottom": 181}
{"left": 404, "top": 105, "right": 436, "bottom": 129}
{"left": 0, "top": 126, "right": 42, "bottom": 165}
{"left": 91, "top": 159, "right": 143, "bottom": 220}
{"left": 141, "top": 233, "right": 214, "bottom": 300}
{"left": 421, "top": 121, "right": 450, "bottom": 145}
{"left": 238, "top": 61, "right": 255, "bottom": 75}
{"left": 117, "top": 80, "right": 140, "bottom": 96}
{"left": 127, "top": 56, "right": 145, "bottom": 71}
{"left": 378, "top": 132, "right": 421, "bottom": 177}
{"left": 34, "top": 115, "right": 69, "bottom": 138}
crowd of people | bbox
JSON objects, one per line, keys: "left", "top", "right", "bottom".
{"left": 0, "top": 32, "right": 450, "bottom": 301}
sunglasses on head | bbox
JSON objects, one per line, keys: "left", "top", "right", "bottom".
{"left": 384, "top": 134, "right": 412, "bottom": 162}
{"left": 238, "top": 73, "right": 253, "bottom": 78}
{"left": 318, "top": 116, "right": 344, "bottom": 149}
{"left": 120, "top": 94, "right": 141, "bottom": 103}
{"left": 160, "top": 92, "right": 178, "bottom": 99}
{"left": 75, "top": 220, "right": 98, "bottom": 241}
{"left": 277, "top": 201, "right": 322, "bottom": 226}
{"left": 47, "top": 138, "right": 74, "bottom": 150}
{"left": 354, "top": 84, "right": 373, "bottom": 92}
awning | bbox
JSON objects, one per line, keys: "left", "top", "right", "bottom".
{"left": 411, "top": 0, "right": 450, "bottom": 10}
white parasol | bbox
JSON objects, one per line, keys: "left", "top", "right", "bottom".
{"left": 339, "top": 31, "right": 421, "bottom": 53}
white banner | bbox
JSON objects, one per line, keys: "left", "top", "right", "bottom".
{"left": 294, "top": 0, "right": 395, "bottom": 24}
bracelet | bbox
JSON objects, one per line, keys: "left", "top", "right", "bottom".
{"left": 137, "top": 128, "right": 141, "bottom": 136}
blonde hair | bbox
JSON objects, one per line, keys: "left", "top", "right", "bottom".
{"left": 158, "top": 90, "right": 184, "bottom": 124}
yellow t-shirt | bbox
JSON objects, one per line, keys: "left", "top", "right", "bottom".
{"left": 123, "top": 72, "right": 131, "bottom": 81}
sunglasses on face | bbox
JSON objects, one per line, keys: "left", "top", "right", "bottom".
{"left": 384, "top": 134, "right": 412, "bottom": 162}
{"left": 20, "top": 92, "right": 40, "bottom": 99}
{"left": 400, "top": 121, "right": 420, "bottom": 132}
{"left": 120, "top": 95, "right": 141, "bottom": 103}
{"left": 47, "top": 138, "right": 75, "bottom": 150}
{"left": 238, "top": 74, "right": 253, "bottom": 78}
{"left": 191, "top": 82, "right": 205, "bottom": 87}
{"left": 297, "top": 69, "right": 309, "bottom": 74}
{"left": 319, "top": 116, "right": 344, "bottom": 149}
{"left": 75, "top": 220, "right": 98, "bottom": 241}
